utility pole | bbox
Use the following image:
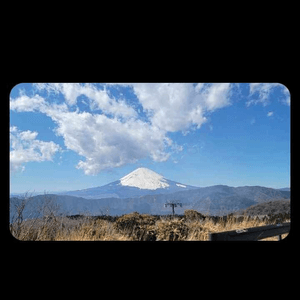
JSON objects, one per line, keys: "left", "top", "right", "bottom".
{"left": 164, "top": 201, "right": 182, "bottom": 217}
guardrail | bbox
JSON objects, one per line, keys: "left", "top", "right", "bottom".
{"left": 208, "top": 222, "right": 290, "bottom": 241}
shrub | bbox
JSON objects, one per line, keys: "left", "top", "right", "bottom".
{"left": 156, "top": 218, "right": 189, "bottom": 241}
{"left": 184, "top": 209, "right": 206, "bottom": 221}
{"left": 113, "top": 212, "right": 157, "bottom": 241}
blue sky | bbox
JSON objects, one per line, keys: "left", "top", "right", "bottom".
{"left": 10, "top": 83, "right": 290, "bottom": 193}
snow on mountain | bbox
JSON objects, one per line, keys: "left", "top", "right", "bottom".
{"left": 119, "top": 168, "right": 169, "bottom": 190}
{"left": 57, "top": 167, "right": 198, "bottom": 199}
{"left": 176, "top": 183, "right": 186, "bottom": 188}
{"left": 11, "top": 167, "right": 291, "bottom": 217}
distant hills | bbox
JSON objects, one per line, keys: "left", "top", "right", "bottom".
{"left": 237, "top": 199, "right": 290, "bottom": 217}
{"left": 278, "top": 187, "right": 290, "bottom": 192}
{"left": 10, "top": 168, "right": 290, "bottom": 219}
{"left": 10, "top": 179, "right": 290, "bottom": 221}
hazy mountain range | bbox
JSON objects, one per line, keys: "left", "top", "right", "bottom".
{"left": 10, "top": 168, "right": 290, "bottom": 219}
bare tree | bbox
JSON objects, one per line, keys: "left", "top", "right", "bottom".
{"left": 39, "top": 191, "right": 61, "bottom": 222}
{"left": 10, "top": 191, "right": 62, "bottom": 240}
{"left": 10, "top": 191, "right": 35, "bottom": 239}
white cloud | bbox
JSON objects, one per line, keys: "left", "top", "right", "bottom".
{"left": 267, "top": 111, "right": 274, "bottom": 117}
{"left": 202, "top": 83, "right": 232, "bottom": 111}
{"left": 10, "top": 94, "right": 47, "bottom": 112}
{"left": 11, "top": 86, "right": 170, "bottom": 175}
{"left": 10, "top": 92, "right": 69, "bottom": 117}
{"left": 47, "top": 110, "right": 171, "bottom": 175}
{"left": 246, "top": 83, "right": 283, "bottom": 107}
{"left": 33, "top": 83, "right": 80, "bottom": 106}
{"left": 19, "top": 130, "right": 39, "bottom": 140}
{"left": 34, "top": 83, "right": 137, "bottom": 119}
{"left": 10, "top": 126, "right": 17, "bottom": 133}
{"left": 246, "top": 83, "right": 291, "bottom": 107}
{"left": 281, "top": 85, "right": 290, "bottom": 106}
{"left": 130, "top": 83, "right": 232, "bottom": 132}
{"left": 10, "top": 83, "right": 235, "bottom": 175}
{"left": 10, "top": 127, "right": 61, "bottom": 173}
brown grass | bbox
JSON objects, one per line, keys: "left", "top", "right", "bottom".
{"left": 10, "top": 210, "right": 290, "bottom": 241}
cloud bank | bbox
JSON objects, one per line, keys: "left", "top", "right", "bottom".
{"left": 130, "top": 83, "right": 232, "bottom": 132}
{"left": 10, "top": 82, "right": 289, "bottom": 175}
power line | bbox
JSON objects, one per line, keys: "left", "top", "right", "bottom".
{"left": 164, "top": 201, "right": 182, "bottom": 217}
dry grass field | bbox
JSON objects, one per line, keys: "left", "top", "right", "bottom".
{"left": 10, "top": 210, "right": 290, "bottom": 241}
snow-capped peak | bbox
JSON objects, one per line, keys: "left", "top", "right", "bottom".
{"left": 119, "top": 168, "right": 170, "bottom": 190}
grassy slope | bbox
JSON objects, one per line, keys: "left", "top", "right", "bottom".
{"left": 10, "top": 209, "right": 290, "bottom": 241}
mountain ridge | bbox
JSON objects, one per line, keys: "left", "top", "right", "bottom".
{"left": 10, "top": 184, "right": 290, "bottom": 219}
{"left": 10, "top": 168, "right": 290, "bottom": 218}
{"left": 58, "top": 167, "right": 199, "bottom": 199}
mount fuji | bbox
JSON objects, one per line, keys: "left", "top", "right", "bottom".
{"left": 58, "top": 168, "right": 199, "bottom": 199}
{"left": 10, "top": 168, "right": 290, "bottom": 218}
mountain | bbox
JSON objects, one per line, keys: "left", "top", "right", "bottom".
{"left": 10, "top": 168, "right": 291, "bottom": 219}
{"left": 120, "top": 168, "right": 170, "bottom": 189}
{"left": 278, "top": 187, "right": 290, "bottom": 192}
{"left": 10, "top": 183, "right": 290, "bottom": 220}
{"left": 236, "top": 199, "right": 290, "bottom": 217}
{"left": 58, "top": 167, "right": 198, "bottom": 199}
